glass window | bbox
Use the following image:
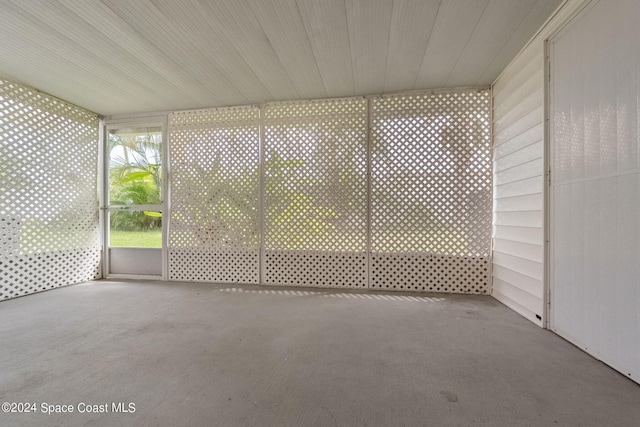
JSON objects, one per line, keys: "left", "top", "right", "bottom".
{"left": 108, "top": 127, "right": 162, "bottom": 206}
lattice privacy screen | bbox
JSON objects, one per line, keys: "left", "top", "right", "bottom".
{"left": 262, "top": 99, "right": 368, "bottom": 288}
{"left": 168, "top": 107, "right": 260, "bottom": 283}
{"left": 370, "top": 92, "right": 491, "bottom": 292}
{"left": 168, "top": 90, "right": 491, "bottom": 293}
{"left": 0, "top": 79, "right": 100, "bottom": 300}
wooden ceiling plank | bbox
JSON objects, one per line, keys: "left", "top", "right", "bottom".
{"left": 479, "top": 0, "right": 562, "bottom": 85}
{"left": 58, "top": 0, "right": 210, "bottom": 109}
{"left": 203, "top": 0, "right": 301, "bottom": 101}
{"left": 148, "top": 0, "right": 270, "bottom": 104}
{"left": 249, "top": 0, "right": 327, "bottom": 100}
{"left": 296, "top": 0, "right": 355, "bottom": 96}
{"left": 415, "top": 0, "right": 490, "bottom": 89}
{"left": 100, "top": 0, "right": 243, "bottom": 108}
{"left": 0, "top": 0, "right": 562, "bottom": 115}
{"left": 385, "top": 0, "right": 440, "bottom": 93}
{"left": 1, "top": 1, "right": 163, "bottom": 114}
{"left": 346, "top": 0, "right": 394, "bottom": 95}
{"left": 446, "top": 0, "right": 539, "bottom": 87}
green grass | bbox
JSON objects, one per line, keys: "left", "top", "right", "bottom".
{"left": 110, "top": 229, "right": 162, "bottom": 248}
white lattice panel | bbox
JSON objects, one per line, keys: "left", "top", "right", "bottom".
{"left": 263, "top": 98, "right": 365, "bottom": 119}
{"left": 168, "top": 107, "right": 260, "bottom": 283}
{"left": 263, "top": 98, "right": 368, "bottom": 288}
{"left": 0, "top": 79, "right": 100, "bottom": 300}
{"left": 370, "top": 91, "right": 492, "bottom": 293}
{"left": 168, "top": 248, "right": 259, "bottom": 284}
{"left": 0, "top": 217, "right": 20, "bottom": 256}
{"left": 264, "top": 250, "right": 367, "bottom": 288}
{"left": 371, "top": 253, "right": 489, "bottom": 293}
{"left": 1, "top": 249, "right": 101, "bottom": 299}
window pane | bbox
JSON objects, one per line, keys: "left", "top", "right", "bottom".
{"left": 108, "top": 127, "right": 162, "bottom": 206}
{"left": 109, "top": 211, "right": 162, "bottom": 248}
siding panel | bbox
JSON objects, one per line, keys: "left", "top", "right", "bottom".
{"left": 493, "top": 225, "right": 542, "bottom": 245}
{"left": 494, "top": 141, "right": 543, "bottom": 172}
{"left": 492, "top": 37, "right": 544, "bottom": 326}
{"left": 493, "top": 193, "right": 543, "bottom": 212}
{"left": 494, "top": 87, "right": 543, "bottom": 130}
{"left": 493, "top": 278, "right": 542, "bottom": 322}
{"left": 493, "top": 238, "right": 543, "bottom": 262}
{"left": 494, "top": 211, "right": 543, "bottom": 228}
{"left": 493, "top": 251, "right": 543, "bottom": 280}
{"left": 493, "top": 264, "right": 543, "bottom": 297}
{"left": 494, "top": 158, "right": 543, "bottom": 185}
{"left": 491, "top": 0, "right": 591, "bottom": 328}
{"left": 494, "top": 176, "right": 542, "bottom": 199}
{"left": 494, "top": 124, "right": 542, "bottom": 159}
{"left": 494, "top": 106, "right": 543, "bottom": 146}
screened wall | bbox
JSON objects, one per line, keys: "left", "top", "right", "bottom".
{"left": 0, "top": 79, "right": 101, "bottom": 300}
{"left": 370, "top": 92, "right": 491, "bottom": 292}
{"left": 167, "top": 89, "right": 491, "bottom": 293}
{"left": 169, "top": 106, "right": 260, "bottom": 283}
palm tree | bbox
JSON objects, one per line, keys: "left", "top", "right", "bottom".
{"left": 108, "top": 129, "right": 162, "bottom": 230}
{"left": 109, "top": 130, "right": 162, "bottom": 201}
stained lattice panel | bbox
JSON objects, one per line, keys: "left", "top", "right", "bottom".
{"left": 0, "top": 79, "right": 100, "bottom": 300}
{"left": 264, "top": 250, "right": 367, "bottom": 288}
{"left": 371, "top": 253, "right": 489, "bottom": 293}
{"left": 262, "top": 98, "right": 368, "bottom": 288}
{"left": 169, "top": 248, "right": 259, "bottom": 284}
{"left": 168, "top": 107, "right": 260, "bottom": 283}
{"left": 370, "top": 91, "right": 491, "bottom": 293}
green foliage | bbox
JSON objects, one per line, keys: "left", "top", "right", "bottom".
{"left": 265, "top": 150, "right": 338, "bottom": 249}
{"left": 110, "top": 210, "right": 159, "bottom": 232}
{"left": 108, "top": 131, "right": 162, "bottom": 232}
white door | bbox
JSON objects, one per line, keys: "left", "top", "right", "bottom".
{"left": 104, "top": 123, "right": 165, "bottom": 278}
{"left": 549, "top": 0, "right": 640, "bottom": 383}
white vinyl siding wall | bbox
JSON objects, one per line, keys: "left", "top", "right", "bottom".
{"left": 492, "top": 46, "right": 545, "bottom": 326}
{"left": 491, "top": 0, "right": 590, "bottom": 326}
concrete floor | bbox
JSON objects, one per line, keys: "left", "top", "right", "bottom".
{"left": 0, "top": 281, "right": 639, "bottom": 427}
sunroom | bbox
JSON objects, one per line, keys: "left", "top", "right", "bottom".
{"left": 1, "top": 0, "right": 639, "bottom": 425}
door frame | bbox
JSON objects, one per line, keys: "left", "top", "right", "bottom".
{"left": 100, "top": 115, "right": 169, "bottom": 280}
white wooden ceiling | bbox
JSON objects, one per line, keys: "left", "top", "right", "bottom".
{"left": 0, "top": 0, "right": 561, "bottom": 116}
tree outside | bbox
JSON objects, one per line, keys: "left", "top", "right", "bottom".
{"left": 108, "top": 128, "right": 162, "bottom": 247}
